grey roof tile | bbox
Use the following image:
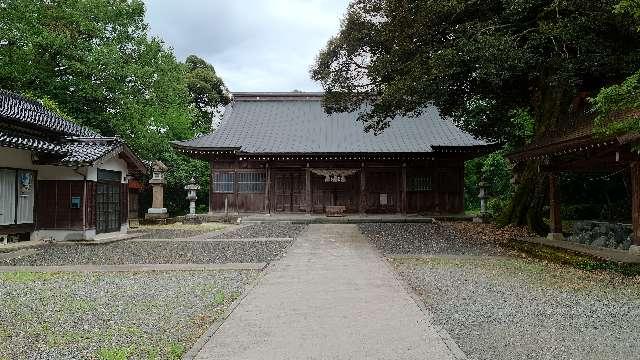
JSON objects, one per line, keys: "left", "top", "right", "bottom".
{"left": 0, "top": 89, "right": 99, "bottom": 137}
{"left": 56, "top": 140, "right": 122, "bottom": 166}
{"left": 0, "top": 89, "right": 143, "bottom": 169}
{"left": 0, "top": 130, "right": 62, "bottom": 153}
{"left": 174, "top": 94, "right": 487, "bottom": 153}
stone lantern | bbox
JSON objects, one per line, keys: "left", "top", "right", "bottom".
{"left": 145, "top": 160, "right": 169, "bottom": 220}
{"left": 478, "top": 179, "right": 488, "bottom": 215}
{"left": 184, "top": 177, "right": 200, "bottom": 216}
{"left": 473, "top": 176, "right": 489, "bottom": 223}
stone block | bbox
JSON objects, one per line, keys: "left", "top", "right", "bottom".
{"left": 546, "top": 232, "right": 565, "bottom": 241}
{"left": 326, "top": 206, "right": 346, "bottom": 217}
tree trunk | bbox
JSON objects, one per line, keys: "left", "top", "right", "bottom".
{"left": 497, "top": 160, "right": 549, "bottom": 235}
{"left": 498, "top": 79, "right": 572, "bottom": 235}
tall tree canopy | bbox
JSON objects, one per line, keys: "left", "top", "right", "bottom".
{"left": 0, "top": 0, "right": 229, "bottom": 214}
{"left": 185, "top": 55, "right": 231, "bottom": 135}
{"left": 312, "top": 0, "right": 640, "bottom": 232}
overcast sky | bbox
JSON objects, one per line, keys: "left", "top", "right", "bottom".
{"left": 144, "top": 0, "right": 350, "bottom": 92}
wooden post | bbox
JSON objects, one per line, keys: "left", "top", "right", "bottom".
{"left": 305, "top": 163, "right": 311, "bottom": 214}
{"left": 547, "top": 173, "right": 563, "bottom": 241}
{"left": 233, "top": 162, "right": 239, "bottom": 214}
{"left": 209, "top": 161, "right": 214, "bottom": 213}
{"left": 264, "top": 162, "right": 271, "bottom": 214}
{"left": 359, "top": 162, "right": 366, "bottom": 213}
{"left": 401, "top": 163, "right": 407, "bottom": 215}
{"left": 631, "top": 162, "right": 640, "bottom": 249}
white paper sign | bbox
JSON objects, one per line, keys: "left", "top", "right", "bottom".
{"left": 380, "top": 193, "right": 388, "bottom": 205}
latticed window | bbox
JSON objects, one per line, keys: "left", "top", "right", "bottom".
{"left": 238, "top": 172, "right": 266, "bottom": 193}
{"left": 408, "top": 176, "right": 432, "bottom": 191}
{"left": 213, "top": 172, "right": 235, "bottom": 193}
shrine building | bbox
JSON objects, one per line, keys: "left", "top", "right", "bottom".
{"left": 0, "top": 90, "right": 146, "bottom": 242}
{"left": 173, "top": 92, "right": 492, "bottom": 215}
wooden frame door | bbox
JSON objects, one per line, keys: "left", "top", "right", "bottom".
{"left": 96, "top": 170, "right": 121, "bottom": 234}
{"left": 273, "top": 171, "right": 305, "bottom": 212}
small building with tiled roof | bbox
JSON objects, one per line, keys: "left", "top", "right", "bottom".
{"left": 0, "top": 89, "right": 147, "bottom": 242}
{"left": 174, "top": 92, "right": 492, "bottom": 215}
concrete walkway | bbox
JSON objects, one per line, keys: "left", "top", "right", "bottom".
{"left": 193, "top": 224, "right": 464, "bottom": 360}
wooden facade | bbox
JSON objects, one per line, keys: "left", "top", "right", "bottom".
{"left": 0, "top": 89, "right": 146, "bottom": 240}
{"left": 208, "top": 159, "right": 465, "bottom": 215}
{"left": 174, "top": 92, "right": 491, "bottom": 216}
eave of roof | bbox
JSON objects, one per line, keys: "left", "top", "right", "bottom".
{"left": 507, "top": 133, "right": 625, "bottom": 162}
{"left": 0, "top": 130, "right": 63, "bottom": 154}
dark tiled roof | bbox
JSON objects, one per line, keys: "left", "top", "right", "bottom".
{"left": 0, "top": 89, "right": 146, "bottom": 172}
{"left": 0, "top": 89, "right": 99, "bottom": 137}
{"left": 174, "top": 93, "right": 487, "bottom": 154}
{"left": 0, "top": 130, "right": 63, "bottom": 153}
{"left": 56, "top": 139, "right": 123, "bottom": 166}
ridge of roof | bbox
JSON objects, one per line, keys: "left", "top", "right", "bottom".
{"left": 232, "top": 92, "right": 324, "bottom": 101}
{"left": 0, "top": 89, "right": 99, "bottom": 138}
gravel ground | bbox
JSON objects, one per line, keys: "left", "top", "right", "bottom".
{"left": 392, "top": 257, "right": 640, "bottom": 360}
{"left": 359, "top": 222, "right": 509, "bottom": 256}
{"left": 208, "top": 223, "right": 306, "bottom": 239}
{"left": 364, "top": 222, "right": 640, "bottom": 359}
{"left": 0, "top": 240, "right": 292, "bottom": 266}
{"left": 129, "top": 223, "right": 229, "bottom": 239}
{"left": 0, "top": 270, "right": 259, "bottom": 360}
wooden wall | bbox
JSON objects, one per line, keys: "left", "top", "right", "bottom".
{"left": 209, "top": 159, "right": 465, "bottom": 214}
{"left": 37, "top": 180, "right": 87, "bottom": 230}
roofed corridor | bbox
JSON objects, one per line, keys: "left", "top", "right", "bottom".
{"left": 193, "top": 224, "right": 462, "bottom": 360}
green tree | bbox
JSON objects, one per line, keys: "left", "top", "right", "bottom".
{"left": 185, "top": 55, "right": 231, "bottom": 134}
{"left": 592, "top": 1, "right": 640, "bottom": 137}
{"left": 312, "top": 0, "right": 640, "bottom": 233}
{"left": 0, "top": 0, "right": 225, "bottom": 215}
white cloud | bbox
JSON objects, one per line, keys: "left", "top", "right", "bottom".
{"left": 144, "top": 0, "right": 350, "bottom": 91}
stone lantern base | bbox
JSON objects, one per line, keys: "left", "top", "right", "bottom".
{"left": 145, "top": 208, "right": 168, "bottom": 220}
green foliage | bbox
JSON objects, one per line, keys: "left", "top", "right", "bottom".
{"left": 185, "top": 55, "right": 231, "bottom": 135}
{"left": 312, "top": 0, "right": 640, "bottom": 143}
{"left": 313, "top": 0, "right": 640, "bottom": 230}
{"left": 464, "top": 150, "right": 512, "bottom": 215}
{"left": 616, "top": 0, "right": 640, "bottom": 20}
{"left": 0, "top": 0, "right": 229, "bottom": 215}
{"left": 159, "top": 153, "right": 210, "bottom": 215}
{"left": 592, "top": 1, "right": 640, "bottom": 138}
{"left": 592, "top": 69, "right": 640, "bottom": 137}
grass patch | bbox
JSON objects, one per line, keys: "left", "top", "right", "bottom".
{"left": 168, "top": 342, "right": 185, "bottom": 359}
{"left": 0, "top": 272, "right": 59, "bottom": 283}
{"left": 505, "top": 240, "right": 640, "bottom": 276}
{"left": 97, "top": 346, "right": 132, "bottom": 360}
{"left": 213, "top": 290, "right": 225, "bottom": 304}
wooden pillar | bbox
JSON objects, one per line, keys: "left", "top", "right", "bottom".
{"left": 547, "top": 173, "right": 563, "bottom": 240}
{"left": 401, "top": 163, "right": 407, "bottom": 215}
{"left": 264, "top": 162, "right": 271, "bottom": 214}
{"left": 305, "top": 163, "right": 312, "bottom": 213}
{"left": 359, "top": 162, "right": 367, "bottom": 213}
{"left": 233, "top": 161, "right": 239, "bottom": 214}
{"left": 209, "top": 161, "right": 214, "bottom": 213}
{"left": 631, "top": 162, "right": 640, "bottom": 248}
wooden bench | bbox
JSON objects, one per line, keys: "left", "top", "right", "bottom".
{"left": 325, "top": 206, "right": 346, "bottom": 217}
